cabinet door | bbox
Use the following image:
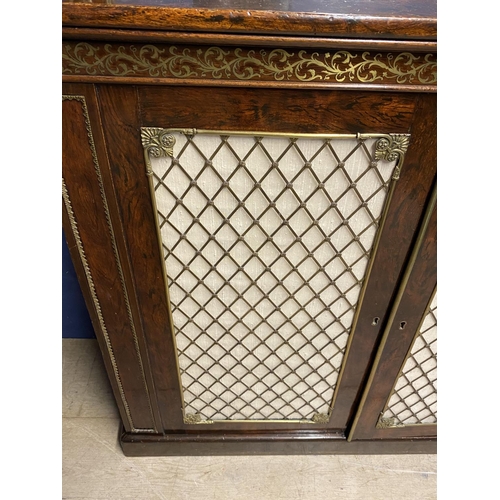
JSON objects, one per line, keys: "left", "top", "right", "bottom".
{"left": 349, "top": 184, "right": 437, "bottom": 440}
{"left": 63, "top": 81, "right": 436, "bottom": 437}
{"left": 102, "top": 84, "right": 437, "bottom": 435}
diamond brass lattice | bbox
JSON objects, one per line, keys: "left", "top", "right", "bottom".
{"left": 381, "top": 293, "right": 437, "bottom": 426}
{"left": 147, "top": 130, "right": 403, "bottom": 422}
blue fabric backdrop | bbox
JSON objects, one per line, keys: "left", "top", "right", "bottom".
{"left": 62, "top": 230, "right": 95, "bottom": 338}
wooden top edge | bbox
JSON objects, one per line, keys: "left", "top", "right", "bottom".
{"left": 62, "top": 27, "right": 437, "bottom": 52}
{"left": 62, "top": 4, "right": 437, "bottom": 40}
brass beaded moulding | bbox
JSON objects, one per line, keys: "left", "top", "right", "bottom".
{"left": 141, "top": 128, "right": 410, "bottom": 425}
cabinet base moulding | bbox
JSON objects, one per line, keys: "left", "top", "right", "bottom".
{"left": 119, "top": 426, "right": 437, "bottom": 456}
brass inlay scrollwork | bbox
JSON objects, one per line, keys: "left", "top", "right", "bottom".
{"left": 63, "top": 42, "right": 437, "bottom": 86}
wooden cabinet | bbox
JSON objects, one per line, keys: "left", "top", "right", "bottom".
{"left": 62, "top": 0, "right": 436, "bottom": 456}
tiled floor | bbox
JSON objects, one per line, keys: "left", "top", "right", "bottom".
{"left": 62, "top": 339, "right": 437, "bottom": 500}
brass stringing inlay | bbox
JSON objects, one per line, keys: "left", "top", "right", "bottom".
{"left": 63, "top": 42, "right": 437, "bottom": 85}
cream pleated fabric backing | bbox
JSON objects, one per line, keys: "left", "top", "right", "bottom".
{"left": 150, "top": 131, "right": 397, "bottom": 421}
{"left": 382, "top": 293, "right": 437, "bottom": 425}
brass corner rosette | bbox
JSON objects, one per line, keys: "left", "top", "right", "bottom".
{"left": 141, "top": 127, "right": 176, "bottom": 175}
{"left": 374, "top": 134, "right": 411, "bottom": 180}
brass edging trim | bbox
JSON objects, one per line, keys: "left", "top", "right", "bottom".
{"left": 182, "top": 413, "right": 330, "bottom": 425}
{"left": 62, "top": 75, "right": 437, "bottom": 94}
{"left": 376, "top": 286, "right": 437, "bottom": 428}
{"left": 161, "top": 129, "right": 408, "bottom": 182}
{"left": 377, "top": 418, "right": 437, "bottom": 430}
{"left": 347, "top": 183, "right": 437, "bottom": 441}
{"left": 63, "top": 94, "right": 156, "bottom": 433}
{"left": 62, "top": 178, "right": 135, "bottom": 431}
{"left": 142, "top": 128, "right": 409, "bottom": 425}
{"left": 63, "top": 42, "right": 437, "bottom": 87}
{"left": 142, "top": 130, "right": 187, "bottom": 420}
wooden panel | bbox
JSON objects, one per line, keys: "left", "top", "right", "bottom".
{"left": 62, "top": 84, "right": 158, "bottom": 432}
{"left": 98, "top": 84, "right": 435, "bottom": 434}
{"left": 139, "top": 86, "right": 417, "bottom": 133}
{"left": 96, "top": 84, "right": 185, "bottom": 431}
{"left": 141, "top": 85, "right": 420, "bottom": 432}
{"left": 349, "top": 187, "right": 437, "bottom": 440}
{"left": 328, "top": 93, "right": 436, "bottom": 431}
{"left": 62, "top": 27, "right": 438, "bottom": 52}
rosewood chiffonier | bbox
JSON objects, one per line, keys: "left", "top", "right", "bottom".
{"left": 62, "top": 0, "right": 437, "bottom": 456}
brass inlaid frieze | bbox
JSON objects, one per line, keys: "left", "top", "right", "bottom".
{"left": 63, "top": 42, "right": 437, "bottom": 87}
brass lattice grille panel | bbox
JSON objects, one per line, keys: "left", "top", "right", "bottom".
{"left": 144, "top": 129, "right": 405, "bottom": 422}
{"left": 381, "top": 292, "right": 437, "bottom": 426}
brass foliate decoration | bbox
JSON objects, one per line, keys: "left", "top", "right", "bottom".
{"left": 141, "top": 128, "right": 176, "bottom": 174}
{"left": 376, "top": 417, "right": 404, "bottom": 429}
{"left": 375, "top": 135, "right": 410, "bottom": 180}
{"left": 311, "top": 413, "right": 330, "bottom": 424}
{"left": 63, "top": 42, "right": 437, "bottom": 87}
{"left": 184, "top": 413, "right": 213, "bottom": 424}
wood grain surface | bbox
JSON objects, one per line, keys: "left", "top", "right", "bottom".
{"left": 350, "top": 191, "right": 437, "bottom": 440}
{"left": 96, "top": 84, "right": 185, "bottom": 431}
{"left": 328, "top": 93, "right": 436, "bottom": 431}
{"left": 62, "top": 1, "right": 437, "bottom": 40}
{"left": 63, "top": 87, "right": 158, "bottom": 432}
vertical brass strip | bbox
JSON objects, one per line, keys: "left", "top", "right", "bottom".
{"left": 63, "top": 95, "right": 156, "bottom": 433}
{"left": 347, "top": 182, "right": 437, "bottom": 440}
{"left": 143, "top": 148, "right": 187, "bottom": 419}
